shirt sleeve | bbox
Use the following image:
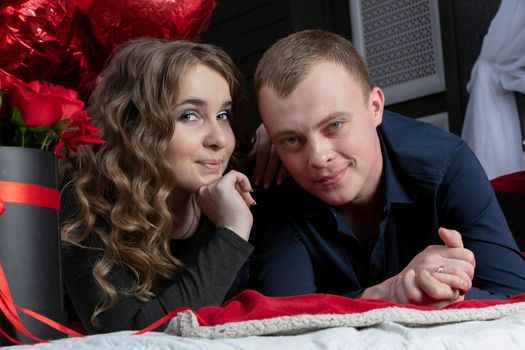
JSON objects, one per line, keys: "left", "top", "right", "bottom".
{"left": 250, "top": 218, "right": 318, "bottom": 297}
{"left": 62, "top": 227, "right": 253, "bottom": 334}
{"left": 438, "top": 142, "right": 525, "bottom": 299}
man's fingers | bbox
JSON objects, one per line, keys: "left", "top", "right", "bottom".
{"left": 439, "top": 257, "right": 475, "bottom": 280}
{"left": 432, "top": 270, "right": 471, "bottom": 295}
{"left": 438, "top": 227, "right": 463, "bottom": 248}
{"left": 402, "top": 269, "right": 425, "bottom": 304}
{"left": 394, "top": 275, "right": 409, "bottom": 304}
{"left": 417, "top": 269, "right": 459, "bottom": 301}
{"left": 436, "top": 249, "right": 476, "bottom": 271}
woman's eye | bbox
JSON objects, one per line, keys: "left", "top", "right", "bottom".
{"left": 179, "top": 111, "right": 198, "bottom": 122}
{"left": 217, "top": 111, "right": 232, "bottom": 121}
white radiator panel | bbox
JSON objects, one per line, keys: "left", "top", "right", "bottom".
{"left": 349, "top": 0, "right": 445, "bottom": 105}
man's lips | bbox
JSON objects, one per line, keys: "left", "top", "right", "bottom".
{"left": 313, "top": 167, "right": 347, "bottom": 186}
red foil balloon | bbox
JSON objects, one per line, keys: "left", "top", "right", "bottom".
{"left": 0, "top": 0, "right": 217, "bottom": 97}
{"left": 87, "top": 0, "right": 217, "bottom": 56}
{"left": 0, "top": 0, "right": 77, "bottom": 83}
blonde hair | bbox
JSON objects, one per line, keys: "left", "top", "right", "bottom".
{"left": 254, "top": 29, "right": 373, "bottom": 99}
{"left": 62, "top": 38, "right": 248, "bottom": 325}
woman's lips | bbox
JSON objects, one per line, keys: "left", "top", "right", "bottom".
{"left": 196, "top": 160, "right": 222, "bottom": 171}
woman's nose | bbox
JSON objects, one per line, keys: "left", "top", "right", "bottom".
{"left": 203, "top": 120, "right": 228, "bottom": 149}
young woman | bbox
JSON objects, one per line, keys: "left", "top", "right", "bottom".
{"left": 61, "top": 38, "right": 255, "bottom": 334}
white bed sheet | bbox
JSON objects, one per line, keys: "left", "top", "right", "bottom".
{"left": 10, "top": 311, "right": 525, "bottom": 350}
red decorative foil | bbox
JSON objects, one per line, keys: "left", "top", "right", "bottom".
{"left": 0, "top": 0, "right": 76, "bottom": 84}
{"left": 87, "top": 0, "right": 217, "bottom": 55}
{"left": 0, "top": 0, "right": 217, "bottom": 96}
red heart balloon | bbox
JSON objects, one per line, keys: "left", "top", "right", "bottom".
{"left": 0, "top": 0, "right": 76, "bottom": 83}
{"left": 0, "top": 0, "right": 217, "bottom": 97}
{"left": 87, "top": 0, "right": 217, "bottom": 56}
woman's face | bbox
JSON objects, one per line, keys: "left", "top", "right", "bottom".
{"left": 166, "top": 64, "right": 235, "bottom": 193}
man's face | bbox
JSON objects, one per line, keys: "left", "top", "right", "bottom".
{"left": 258, "top": 61, "right": 384, "bottom": 207}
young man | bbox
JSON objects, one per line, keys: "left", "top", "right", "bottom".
{"left": 249, "top": 29, "right": 525, "bottom": 306}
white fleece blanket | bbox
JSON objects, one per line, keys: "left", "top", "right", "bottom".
{"left": 9, "top": 291, "right": 525, "bottom": 349}
{"left": 9, "top": 312, "right": 525, "bottom": 350}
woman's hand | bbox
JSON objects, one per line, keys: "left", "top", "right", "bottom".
{"left": 247, "top": 124, "right": 288, "bottom": 188}
{"left": 196, "top": 170, "right": 255, "bottom": 241}
{"left": 361, "top": 228, "right": 475, "bottom": 307}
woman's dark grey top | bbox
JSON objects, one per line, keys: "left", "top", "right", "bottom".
{"left": 61, "top": 215, "right": 253, "bottom": 334}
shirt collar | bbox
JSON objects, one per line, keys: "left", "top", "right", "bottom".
{"left": 378, "top": 129, "right": 413, "bottom": 210}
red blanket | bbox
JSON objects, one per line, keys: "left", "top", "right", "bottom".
{"left": 162, "top": 290, "right": 525, "bottom": 338}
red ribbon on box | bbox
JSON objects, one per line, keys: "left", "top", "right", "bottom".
{"left": 0, "top": 181, "right": 60, "bottom": 212}
{"left": 0, "top": 263, "right": 85, "bottom": 345}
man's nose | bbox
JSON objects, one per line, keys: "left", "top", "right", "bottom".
{"left": 307, "top": 138, "right": 334, "bottom": 168}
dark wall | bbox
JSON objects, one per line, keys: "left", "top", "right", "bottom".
{"left": 201, "top": 0, "right": 351, "bottom": 129}
{"left": 201, "top": 0, "right": 502, "bottom": 135}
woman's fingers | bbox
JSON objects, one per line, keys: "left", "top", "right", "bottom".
{"left": 250, "top": 125, "right": 272, "bottom": 185}
{"left": 276, "top": 162, "right": 289, "bottom": 185}
{"left": 262, "top": 144, "right": 281, "bottom": 189}
{"left": 197, "top": 171, "right": 254, "bottom": 240}
{"left": 249, "top": 124, "right": 287, "bottom": 188}
{"left": 234, "top": 178, "right": 256, "bottom": 207}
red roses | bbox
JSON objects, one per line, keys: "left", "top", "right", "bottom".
{"left": 0, "top": 69, "right": 103, "bottom": 156}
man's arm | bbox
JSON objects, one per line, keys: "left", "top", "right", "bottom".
{"left": 437, "top": 142, "right": 525, "bottom": 299}
{"left": 249, "top": 219, "right": 317, "bottom": 297}
{"left": 361, "top": 228, "right": 474, "bottom": 307}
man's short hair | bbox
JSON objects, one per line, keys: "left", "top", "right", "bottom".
{"left": 254, "top": 29, "right": 373, "bottom": 100}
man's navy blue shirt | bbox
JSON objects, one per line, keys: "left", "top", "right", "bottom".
{"left": 250, "top": 111, "right": 525, "bottom": 299}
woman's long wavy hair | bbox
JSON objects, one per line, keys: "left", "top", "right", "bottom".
{"left": 61, "top": 38, "right": 249, "bottom": 326}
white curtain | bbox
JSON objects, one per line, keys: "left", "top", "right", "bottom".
{"left": 461, "top": 0, "right": 525, "bottom": 180}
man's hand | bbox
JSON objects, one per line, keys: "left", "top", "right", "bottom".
{"left": 247, "top": 124, "right": 288, "bottom": 188}
{"left": 361, "top": 228, "right": 475, "bottom": 307}
{"left": 196, "top": 170, "right": 255, "bottom": 241}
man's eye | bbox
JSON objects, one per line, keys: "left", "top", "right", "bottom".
{"left": 217, "top": 111, "right": 232, "bottom": 121}
{"left": 283, "top": 137, "right": 299, "bottom": 145}
{"left": 329, "top": 121, "right": 342, "bottom": 130}
{"left": 179, "top": 111, "right": 198, "bottom": 122}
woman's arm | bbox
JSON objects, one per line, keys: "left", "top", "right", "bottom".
{"left": 62, "top": 227, "right": 253, "bottom": 334}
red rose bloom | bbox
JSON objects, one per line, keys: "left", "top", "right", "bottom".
{"left": 0, "top": 69, "right": 103, "bottom": 155}
{"left": 1, "top": 70, "right": 84, "bottom": 127}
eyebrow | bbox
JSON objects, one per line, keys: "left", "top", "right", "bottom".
{"left": 271, "top": 111, "right": 350, "bottom": 141}
{"left": 316, "top": 111, "right": 350, "bottom": 128}
{"left": 175, "top": 98, "right": 232, "bottom": 109}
